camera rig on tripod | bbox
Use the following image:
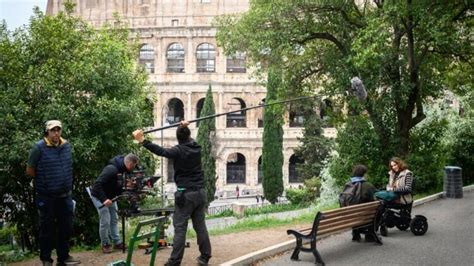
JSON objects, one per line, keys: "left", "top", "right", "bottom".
{"left": 111, "top": 167, "right": 162, "bottom": 217}
{"left": 88, "top": 167, "right": 177, "bottom": 266}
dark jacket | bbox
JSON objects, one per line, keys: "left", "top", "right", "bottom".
{"left": 34, "top": 139, "right": 73, "bottom": 195}
{"left": 351, "top": 176, "right": 377, "bottom": 203}
{"left": 142, "top": 139, "right": 204, "bottom": 189}
{"left": 91, "top": 155, "right": 128, "bottom": 203}
{"left": 359, "top": 181, "right": 377, "bottom": 203}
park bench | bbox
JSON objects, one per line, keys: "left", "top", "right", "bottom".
{"left": 287, "top": 201, "right": 383, "bottom": 265}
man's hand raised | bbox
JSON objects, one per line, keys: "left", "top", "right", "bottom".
{"left": 132, "top": 129, "right": 145, "bottom": 143}
{"left": 180, "top": 120, "right": 190, "bottom": 127}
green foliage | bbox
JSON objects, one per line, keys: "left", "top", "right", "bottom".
{"left": 262, "top": 66, "right": 285, "bottom": 204}
{"left": 0, "top": 225, "right": 15, "bottom": 245}
{"left": 294, "top": 103, "right": 333, "bottom": 180}
{"left": 216, "top": 0, "right": 473, "bottom": 163}
{"left": 408, "top": 110, "right": 450, "bottom": 193}
{"left": 329, "top": 116, "right": 389, "bottom": 189}
{"left": 286, "top": 177, "right": 321, "bottom": 205}
{"left": 285, "top": 189, "right": 308, "bottom": 205}
{"left": 243, "top": 203, "right": 307, "bottom": 217}
{"left": 206, "top": 208, "right": 234, "bottom": 219}
{"left": 0, "top": 6, "right": 154, "bottom": 249}
{"left": 444, "top": 93, "right": 474, "bottom": 185}
{"left": 196, "top": 85, "right": 217, "bottom": 206}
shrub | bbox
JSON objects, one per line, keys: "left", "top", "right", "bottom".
{"left": 285, "top": 177, "right": 321, "bottom": 205}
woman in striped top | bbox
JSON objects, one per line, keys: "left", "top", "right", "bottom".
{"left": 387, "top": 157, "right": 413, "bottom": 205}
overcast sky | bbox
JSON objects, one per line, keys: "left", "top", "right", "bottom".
{"left": 1, "top": 0, "right": 48, "bottom": 30}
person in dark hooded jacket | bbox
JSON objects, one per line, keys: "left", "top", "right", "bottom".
{"left": 342, "top": 164, "right": 377, "bottom": 242}
{"left": 133, "top": 121, "right": 211, "bottom": 266}
{"left": 90, "top": 153, "right": 139, "bottom": 253}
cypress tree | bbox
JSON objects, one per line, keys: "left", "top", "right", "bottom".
{"left": 262, "top": 66, "right": 285, "bottom": 204}
{"left": 196, "top": 85, "right": 217, "bottom": 206}
{"left": 294, "top": 101, "right": 333, "bottom": 180}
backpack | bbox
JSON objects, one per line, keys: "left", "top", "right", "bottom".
{"left": 339, "top": 181, "right": 362, "bottom": 207}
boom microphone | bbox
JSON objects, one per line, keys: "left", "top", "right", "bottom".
{"left": 350, "top": 77, "right": 367, "bottom": 101}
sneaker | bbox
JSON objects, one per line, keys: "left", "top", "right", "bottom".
{"left": 164, "top": 260, "right": 180, "bottom": 266}
{"left": 102, "top": 244, "right": 113, "bottom": 253}
{"left": 57, "top": 255, "right": 81, "bottom": 265}
{"left": 114, "top": 242, "right": 127, "bottom": 250}
{"left": 365, "top": 234, "right": 376, "bottom": 242}
{"left": 352, "top": 232, "right": 361, "bottom": 242}
{"left": 42, "top": 260, "right": 53, "bottom": 266}
{"left": 196, "top": 256, "right": 209, "bottom": 265}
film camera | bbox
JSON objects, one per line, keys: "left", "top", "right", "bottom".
{"left": 115, "top": 167, "right": 161, "bottom": 217}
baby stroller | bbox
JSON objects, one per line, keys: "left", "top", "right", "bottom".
{"left": 377, "top": 200, "right": 428, "bottom": 236}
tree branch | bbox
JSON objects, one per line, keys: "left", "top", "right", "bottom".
{"left": 414, "top": 45, "right": 430, "bottom": 73}
{"left": 304, "top": 4, "right": 365, "bottom": 28}
{"left": 295, "top": 32, "right": 347, "bottom": 55}
{"left": 410, "top": 98, "right": 426, "bottom": 128}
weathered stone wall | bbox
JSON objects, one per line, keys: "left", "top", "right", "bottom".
{"left": 46, "top": 0, "right": 336, "bottom": 197}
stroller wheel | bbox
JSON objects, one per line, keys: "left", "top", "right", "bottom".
{"left": 410, "top": 215, "right": 428, "bottom": 236}
{"left": 396, "top": 216, "right": 411, "bottom": 231}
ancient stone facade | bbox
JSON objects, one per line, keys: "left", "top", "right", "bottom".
{"left": 46, "top": 0, "right": 337, "bottom": 197}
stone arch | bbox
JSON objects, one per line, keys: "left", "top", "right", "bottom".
{"left": 289, "top": 154, "right": 304, "bottom": 183}
{"left": 257, "top": 98, "right": 265, "bottom": 127}
{"left": 226, "top": 153, "right": 246, "bottom": 184}
{"left": 196, "top": 97, "right": 205, "bottom": 127}
{"left": 289, "top": 103, "right": 305, "bottom": 127}
{"left": 196, "top": 42, "right": 216, "bottom": 72}
{"left": 226, "top": 97, "right": 247, "bottom": 127}
{"left": 139, "top": 43, "right": 155, "bottom": 73}
{"left": 166, "top": 42, "right": 185, "bottom": 73}
{"left": 166, "top": 98, "right": 185, "bottom": 124}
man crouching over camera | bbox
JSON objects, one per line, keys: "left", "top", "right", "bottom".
{"left": 90, "top": 153, "right": 139, "bottom": 253}
{"left": 133, "top": 121, "right": 211, "bottom": 266}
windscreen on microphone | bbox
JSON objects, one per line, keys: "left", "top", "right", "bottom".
{"left": 350, "top": 77, "right": 367, "bottom": 101}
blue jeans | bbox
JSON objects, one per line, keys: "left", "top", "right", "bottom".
{"left": 90, "top": 196, "right": 122, "bottom": 246}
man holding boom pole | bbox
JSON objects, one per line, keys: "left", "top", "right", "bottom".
{"left": 132, "top": 121, "right": 211, "bottom": 266}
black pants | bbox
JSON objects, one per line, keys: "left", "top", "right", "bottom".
{"left": 168, "top": 189, "right": 211, "bottom": 265}
{"left": 36, "top": 194, "right": 74, "bottom": 263}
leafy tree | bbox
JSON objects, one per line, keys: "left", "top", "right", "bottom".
{"left": 408, "top": 111, "right": 449, "bottom": 193}
{"left": 445, "top": 92, "right": 474, "bottom": 185}
{"left": 0, "top": 4, "right": 154, "bottom": 249}
{"left": 329, "top": 115, "right": 388, "bottom": 188}
{"left": 262, "top": 66, "right": 285, "bottom": 204}
{"left": 294, "top": 101, "right": 333, "bottom": 180}
{"left": 216, "top": 0, "right": 473, "bottom": 162}
{"left": 196, "top": 85, "right": 217, "bottom": 207}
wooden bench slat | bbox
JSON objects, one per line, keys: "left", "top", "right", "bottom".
{"left": 318, "top": 216, "right": 374, "bottom": 231}
{"left": 319, "top": 210, "right": 377, "bottom": 226}
{"left": 317, "top": 219, "right": 374, "bottom": 236}
{"left": 321, "top": 202, "right": 380, "bottom": 218}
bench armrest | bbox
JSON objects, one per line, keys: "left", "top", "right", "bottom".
{"left": 287, "top": 229, "right": 312, "bottom": 239}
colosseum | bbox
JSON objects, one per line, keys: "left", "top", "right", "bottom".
{"left": 46, "top": 0, "right": 336, "bottom": 197}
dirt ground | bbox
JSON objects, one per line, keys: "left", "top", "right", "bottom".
{"left": 11, "top": 223, "right": 306, "bottom": 266}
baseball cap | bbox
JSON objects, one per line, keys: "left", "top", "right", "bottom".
{"left": 45, "top": 120, "right": 62, "bottom": 131}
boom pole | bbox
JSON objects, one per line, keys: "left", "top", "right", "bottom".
{"left": 143, "top": 95, "right": 318, "bottom": 134}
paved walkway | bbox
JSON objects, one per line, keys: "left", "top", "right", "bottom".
{"left": 258, "top": 189, "right": 474, "bottom": 266}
